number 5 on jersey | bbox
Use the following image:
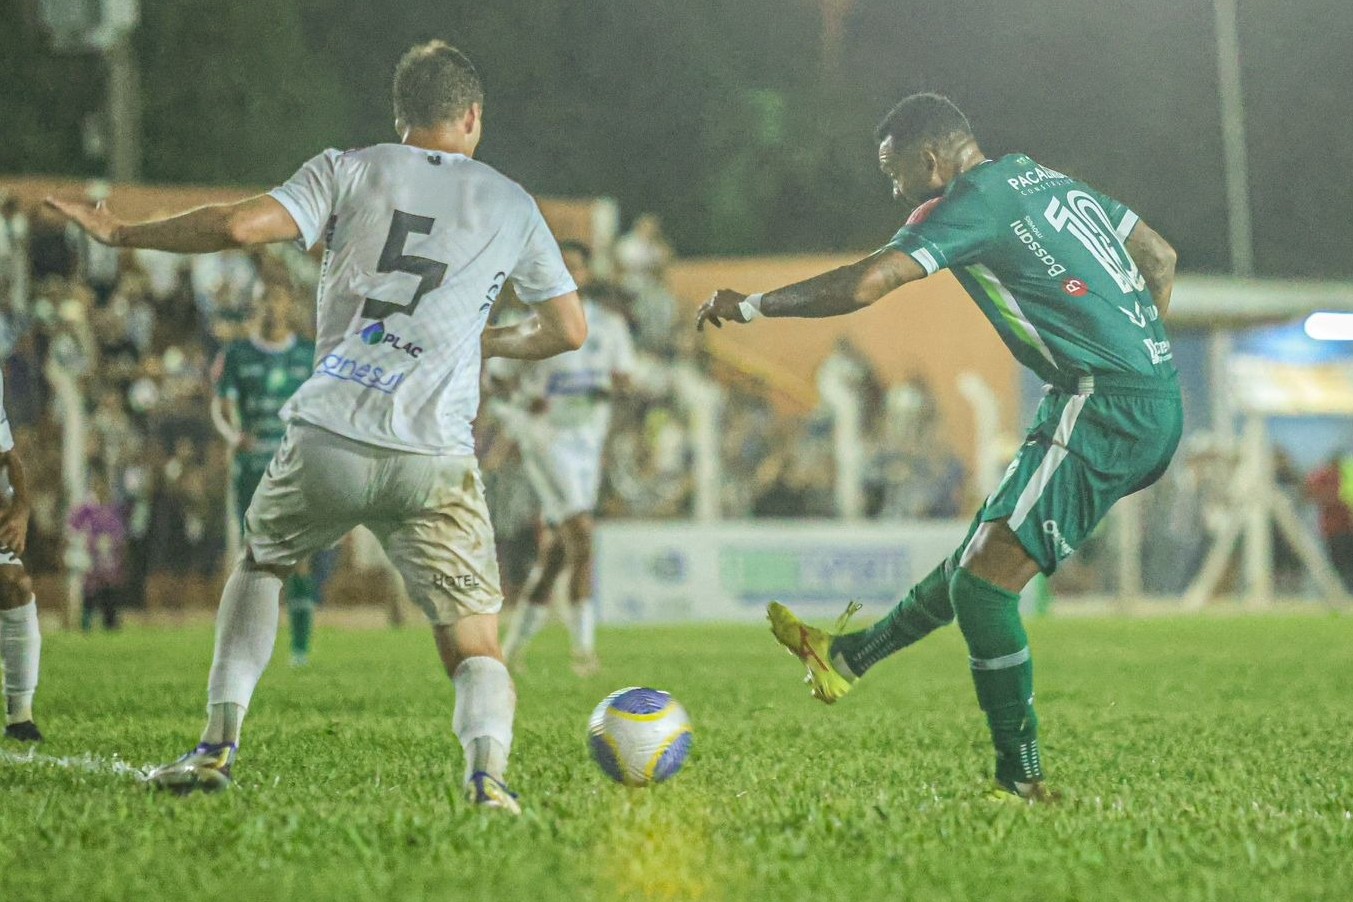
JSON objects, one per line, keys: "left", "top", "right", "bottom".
{"left": 361, "top": 210, "right": 449, "bottom": 321}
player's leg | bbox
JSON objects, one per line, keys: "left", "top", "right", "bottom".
{"left": 502, "top": 524, "right": 565, "bottom": 666}
{"left": 0, "top": 561, "right": 42, "bottom": 742}
{"left": 952, "top": 519, "right": 1048, "bottom": 799}
{"left": 285, "top": 558, "right": 317, "bottom": 667}
{"left": 559, "top": 512, "right": 598, "bottom": 675}
{"left": 378, "top": 454, "right": 519, "bottom": 812}
{"left": 147, "top": 426, "right": 358, "bottom": 792}
{"left": 504, "top": 443, "right": 573, "bottom": 665}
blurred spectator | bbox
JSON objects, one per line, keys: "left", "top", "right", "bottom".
{"left": 1305, "top": 452, "right": 1353, "bottom": 591}
{"left": 67, "top": 464, "right": 128, "bottom": 631}
{"left": 0, "top": 193, "right": 30, "bottom": 314}
{"left": 614, "top": 214, "right": 678, "bottom": 352}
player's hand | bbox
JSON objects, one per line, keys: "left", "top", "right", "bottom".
{"left": 44, "top": 197, "right": 124, "bottom": 247}
{"left": 0, "top": 500, "right": 31, "bottom": 557}
{"left": 695, "top": 289, "right": 750, "bottom": 332}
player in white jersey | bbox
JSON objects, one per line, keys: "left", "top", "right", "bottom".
{"left": 0, "top": 369, "right": 43, "bottom": 743}
{"left": 500, "top": 242, "right": 635, "bottom": 675}
{"left": 49, "top": 41, "right": 587, "bottom": 811}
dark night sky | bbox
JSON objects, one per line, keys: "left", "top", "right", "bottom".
{"left": 2, "top": 0, "right": 1350, "bottom": 277}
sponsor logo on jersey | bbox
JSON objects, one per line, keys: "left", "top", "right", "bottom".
{"left": 1006, "top": 163, "right": 1071, "bottom": 195}
{"left": 315, "top": 354, "right": 406, "bottom": 394}
{"left": 479, "top": 271, "right": 508, "bottom": 313}
{"left": 1062, "top": 278, "right": 1089, "bottom": 297}
{"left": 358, "top": 321, "right": 423, "bottom": 358}
{"left": 1011, "top": 219, "right": 1066, "bottom": 278}
{"left": 1143, "top": 338, "right": 1173, "bottom": 365}
{"left": 1118, "top": 301, "right": 1160, "bottom": 329}
{"left": 1042, "top": 520, "right": 1074, "bottom": 558}
{"left": 432, "top": 573, "right": 480, "bottom": 590}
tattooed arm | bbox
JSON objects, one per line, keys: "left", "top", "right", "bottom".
{"left": 695, "top": 248, "right": 926, "bottom": 330}
{"left": 1125, "top": 220, "right": 1178, "bottom": 316}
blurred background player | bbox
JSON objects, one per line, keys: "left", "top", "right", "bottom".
{"left": 0, "top": 365, "right": 42, "bottom": 742}
{"left": 698, "top": 93, "right": 1182, "bottom": 802}
{"left": 212, "top": 284, "right": 319, "bottom": 665}
{"left": 49, "top": 39, "right": 587, "bottom": 810}
{"left": 67, "top": 462, "right": 128, "bottom": 632}
{"left": 500, "top": 241, "right": 635, "bottom": 675}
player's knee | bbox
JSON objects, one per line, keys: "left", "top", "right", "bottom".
{"left": 958, "top": 521, "right": 1039, "bottom": 593}
{"left": 0, "top": 568, "right": 33, "bottom": 609}
{"left": 561, "top": 517, "right": 594, "bottom": 564}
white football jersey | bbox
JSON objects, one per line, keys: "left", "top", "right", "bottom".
{"left": 270, "top": 143, "right": 577, "bottom": 455}
{"left": 520, "top": 299, "right": 635, "bottom": 435}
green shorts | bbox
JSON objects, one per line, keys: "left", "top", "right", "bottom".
{"left": 977, "top": 373, "right": 1183, "bottom": 574}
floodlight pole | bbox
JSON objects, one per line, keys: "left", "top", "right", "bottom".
{"left": 106, "top": 27, "right": 142, "bottom": 182}
{"left": 1209, "top": 0, "right": 1251, "bottom": 436}
{"left": 1214, "top": 0, "right": 1255, "bottom": 278}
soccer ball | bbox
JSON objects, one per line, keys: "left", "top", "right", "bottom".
{"left": 587, "top": 687, "right": 693, "bottom": 787}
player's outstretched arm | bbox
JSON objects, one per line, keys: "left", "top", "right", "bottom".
{"left": 44, "top": 194, "right": 300, "bottom": 254}
{"left": 482, "top": 291, "right": 588, "bottom": 361}
{"left": 695, "top": 248, "right": 925, "bottom": 330}
{"left": 1125, "top": 220, "right": 1178, "bottom": 316}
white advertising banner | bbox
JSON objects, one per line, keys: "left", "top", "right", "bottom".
{"left": 595, "top": 520, "right": 971, "bottom": 625}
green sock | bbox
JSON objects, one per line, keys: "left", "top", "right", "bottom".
{"left": 950, "top": 566, "right": 1043, "bottom": 787}
{"left": 286, "top": 574, "right": 316, "bottom": 658}
{"left": 830, "top": 557, "right": 955, "bottom": 678}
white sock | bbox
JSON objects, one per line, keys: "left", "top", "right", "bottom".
{"left": 571, "top": 598, "right": 596, "bottom": 656}
{"left": 202, "top": 564, "right": 282, "bottom": 745}
{"left": 504, "top": 603, "right": 549, "bottom": 661}
{"left": 452, "top": 656, "right": 515, "bottom": 783}
{"left": 1, "top": 598, "right": 40, "bottom": 725}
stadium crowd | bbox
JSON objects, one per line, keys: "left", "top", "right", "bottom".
{"left": 12, "top": 186, "right": 1344, "bottom": 616}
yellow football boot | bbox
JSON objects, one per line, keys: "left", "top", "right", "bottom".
{"left": 766, "top": 601, "right": 861, "bottom": 704}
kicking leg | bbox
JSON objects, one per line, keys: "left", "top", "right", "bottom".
{"left": 0, "top": 564, "right": 42, "bottom": 742}
{"left": 953, "top": 519, "right": 1053, "bottom": 801}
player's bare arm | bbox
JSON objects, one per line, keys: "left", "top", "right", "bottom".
{"left": 44, "top": 194, "right": 300, "bottom": 253}
{"left": 482, "top": 292, "right": 588, "bottom": 360}
{"left": 695, "top": 248, "right": 925, "bottom": 330}
{"left": 210, "top": 395, "right": 249, "bottom": 451}
{"left": 1125, "top": 220, "right": 1178, "bottom": 316}
{"left": 0, "top": 449, "right": 32, "bottom": 556}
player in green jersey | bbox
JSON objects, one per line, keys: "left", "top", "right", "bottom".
{"left": 697, "top": 93, "right": 1183, "bottom": 802}
{"left": 212, "top": 284, "right": 320, "bottom": 666}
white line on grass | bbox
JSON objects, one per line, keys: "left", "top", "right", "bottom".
{"left": 0, "top": 747, "right": 150, "bottom": 780}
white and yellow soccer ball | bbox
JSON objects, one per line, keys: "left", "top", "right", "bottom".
{"left": 587, "top": 687, "right": 693, "bottom": 787}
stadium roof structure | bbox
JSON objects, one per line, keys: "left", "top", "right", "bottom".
{"left": 1168, "top": 274, "right": 1353, "bottom": 326}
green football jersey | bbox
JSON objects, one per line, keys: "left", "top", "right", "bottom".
{"left": 214, "top": 336, "right": 316, "bottom": 454}
{"left": 885, "top": 154, "right": 1174, "bottom": 384}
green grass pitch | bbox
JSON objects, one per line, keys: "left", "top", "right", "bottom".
{"left": 2, "top": 614, "right": 1352, "bottom": 901}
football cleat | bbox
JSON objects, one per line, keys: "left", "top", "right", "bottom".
{"left": 145, "top": 742, "right": 237, "bottom": 794}
{"left": 465, "top": 771, "right": 521, "bottom": 815}
{"left": 985, "top": 779, "right": 1063, "bottom": 805}
{"left": 767, "top": 601, "right": 862, "bottom": 704}
{"left": 3, "top": 720, "right": 44, "bottom": 743}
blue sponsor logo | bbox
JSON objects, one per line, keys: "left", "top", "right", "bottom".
{"left": 358, "top": 321, "right": 423, "bottom": 358}
{"left": 719, "top": 547, "right": 910, "bottom": 607}
{"left": 316, "top": 354, "right": 406, "bottom": 394}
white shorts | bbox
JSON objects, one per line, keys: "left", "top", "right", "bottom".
{"left": 521, "top": 427, "right": 605, "bottom": 526}
{"left": 244, "top": 422, "right": 503, "bottom": 625}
